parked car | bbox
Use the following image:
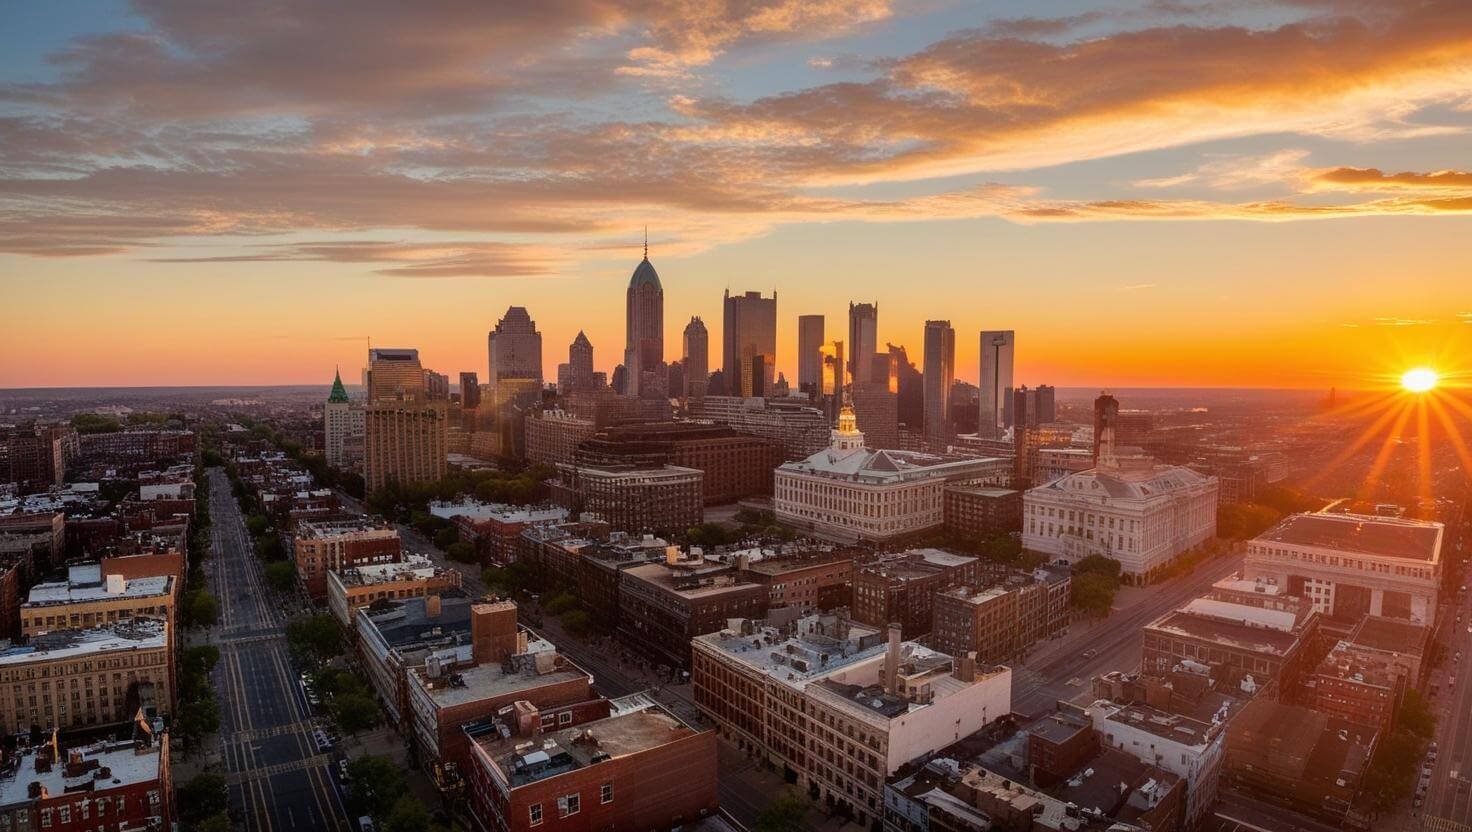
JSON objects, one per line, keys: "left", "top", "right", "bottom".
{"left": 1081, "top": 649, "right": 1098, "bottom": 660}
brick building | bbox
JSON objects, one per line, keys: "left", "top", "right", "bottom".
{"left": 552, "top": 464, "right": 702, "bottom": 536}
{"left": 0, "top": 729, "right": 171, "bottom": 832}
{"left": 462, "top": 698, "right": 717, "bottom": 832}
{"left": 292, "top": 517, "right": 401, "bottom": 599}
{"left": 1142, "top": 592, "right": 1320, "bottom": 692}
{"left": 21, "top": 564, "right": 174, "bottom": 637}
{"left": 738, "top": 554, "right": 854, "bottom": 614}
{"left": 524, "top": 409, "right": 598, "bottom": 468}
{"left": 405, "top": 601, "right": 594, "bottom": 788}
{"left": 572, "top": 422, "right": 784, "bottom": 505}
{"left": 618, "top": 553, "right": 767, "bottom": 667}
{"left": 932, "top": 568, "right": 1071, "bottom": 665}
{"left": 431, "top": 501, "right": 570, "bottom": 566}
{"left": 1224, "top": 697, "right": 1376, "bottom": 826}
{"left": 851, "top": 549, "right": 980, "bottom": 638}
{"left": 1302, "top": 640, "right": 1404, "bottom": 733}
{"left": 942, "top": 485, "right": 1022, "bottom": 537}
{"left": 0, "top": 620, "right": 172, "bottom": 734}
{"left": 325, "top": 557, "right": 462, "bottom": 628}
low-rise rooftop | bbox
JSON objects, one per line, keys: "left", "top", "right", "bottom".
{"left": 1257, "top": 512, "right": 1443, "bottom": 562}
{"left": 0, "top": 737, "right": 164, "bottom": 806}
{"left": 0, "top": 619, "right": 167, "bottom": 666}
{"left": 477, "top": 702, "right": 699, "bottom": 789}
{"left": 25, "top": 565, "right": 172, "bottom": 607}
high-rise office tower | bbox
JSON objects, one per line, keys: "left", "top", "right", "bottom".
{"left": 887, "top": 344, "right": 924, "bottom": 431}
{"left": 923, "top": 320, "right": 955, "bottom": 441}
{"left": 979, "top": 331, "right": 1015, "bottom": 436}
{"left": 820, "top": 340, "right": 846, "bottom": 419}
{"left": 1013, "top": 387, "right": 1040, "bottom": 488}
{"left": 423, "top": 370, "right": 450, "bottom": 401}
{"left": 723, "top": 289, "right": 777, "bottom": 398}
{"left": 459, "top": 372, "right": 481, "bottom": 410}
{"left": 1093, "top": 391, "right": 1119, "bottom": 466}
{"left": 367, "top": 348, "right": 426, "bottom": 402}
{"left": 848, "top": 302, "right": 878, "bottom": 383}
{"left": 625, "top": 249, "right": 664, "bottom": 398}
{"left": 1036, "top": 384, "right": 1056, "bottom": 424}
{"left": 797, "top": 315, "right": 825, "bottom": 396}
{"left": 324, "top": 368, "right": 364, "bottom": 470}
{"left": 364, "top": 398, "right": 448, "bottom": 494}
{"left": 683, "top": 317, "right": 709, "bottom": 400}
{"left": 564, "top": 331, "right": 595, "bottom": 393}
{"left": 487, "top": 306, "right": 543, "bottom": 389}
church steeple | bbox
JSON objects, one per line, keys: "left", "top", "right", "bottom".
{"left": 327, "top": 367, "right": 349, "bottom": 403}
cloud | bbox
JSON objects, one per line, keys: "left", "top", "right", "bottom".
{"left": 3, "top": 0, "right": 1472, "bottom": 269}
{"left": 1372, "top": 317, "right": 1436, "bottom": 326}
{"left": 145, "top": 240, "right": 563, "bottom": 277}
{"left": 1134, "top": 149, "right": 1312, "bottom": 190}
{"left": 1116, "top": 283, "right": 1157, "bottom": 291}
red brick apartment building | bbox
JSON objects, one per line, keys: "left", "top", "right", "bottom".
{"left": 462, "top": 699, "right": 717, "bottom": 832}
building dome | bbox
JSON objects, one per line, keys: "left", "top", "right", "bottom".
{"left": 629, "top": 257, "right": 662, "bottom": 291}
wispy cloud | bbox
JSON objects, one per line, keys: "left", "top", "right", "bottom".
{"left": 1116, "top": 283, "right": 1157, "bottom": 291}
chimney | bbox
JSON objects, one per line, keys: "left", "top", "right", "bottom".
{"left": 884, "top": 623, "right": 902, "bottom": 695}
{"left": 513, "top": 700, "right": 540, "bottom": 737}
{"left": 425, "top": 594, "right": 442, "bottom": 620}
{"left": 472, "top": 600, "right": 520, "bottom": 664}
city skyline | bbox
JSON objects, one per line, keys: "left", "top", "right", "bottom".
{"left": 3, "top": 1, "right": 1470, "bottom": 389}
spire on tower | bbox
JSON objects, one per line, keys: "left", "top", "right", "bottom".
{"left": 643, "top": 225, "right": 648, "bottom": 260}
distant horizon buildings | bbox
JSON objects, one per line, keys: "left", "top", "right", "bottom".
{"left": 723, "top": 289, "right": 777, "bottom": 398}
{"left": 683, "top": 316, "right": 709, "bottom": 400}
{"left": 624, "top": 252, "right": 665, "bottom": 399}
{"left": 486, "top": 306, "right": 543, "bottom": 390}
{"left": 848, "top": 302, "right": 878, "bottom": 384}
{"left": 979, "top": 330, "right": 1015, "bottom": 437}
{"left": 797, "top": 314, "right": 824, "bottom": 395}
{"left": 923, "top": 320, "right": 955, "bottom": 442}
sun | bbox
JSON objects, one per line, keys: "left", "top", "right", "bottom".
{"left": 1401, "top": 367, "right": 1439, "bottom": 393}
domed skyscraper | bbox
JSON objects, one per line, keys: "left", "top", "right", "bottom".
{"left": 624, "top": 237, "right": 665, "bottom": 398}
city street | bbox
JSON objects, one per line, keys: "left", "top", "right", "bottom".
{"left": 208, "top": 468, "right": 351, "bottom": 831}
{"left": 1420, "top": 586, "right": 1472, "bottom": 829}
{"left": 1011, "top": 549, "right": 1246, "bottom": 713}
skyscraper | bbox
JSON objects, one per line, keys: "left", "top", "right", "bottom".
{"left": 848, "top": 302, "right": 878, "bottom": 383}
{"left": 1036, "top": 384, "right": 1056, "bottom": 424}
{"left": 459, "top": 372, "right": 481, "bottom": 410}
{"left": 888, "top": 344, "right": 924, "bottom": 431}
{"left": 566, "top": 331, "right": 595, "bottom": 393}
{"left": 797, "top": 314, "right": 825, "bottom": 396}
{"left": 625, "top": 249, "right": 664, "bottom": 398}
{"left": 683, "top": 316, "right": 709, "bottom": 400}
{"left": 487, "top": 306, "right": 543, "bottom": 389}
{"left": 722, "top": 289, "right": 777, "bottom": 398}
{"left": 367, "top": 348, "right": 425, "bottom": 402}
{"left": 1093, "top": 391, "right": 1119, "bottom": 466}
{"left": 923, "top": 320, "right": 955, "bottom": 442}
{"left": 324, "top": 368, "right": 364, "bottom": 470}
{"left": 979, "top": 330, "right": 1015, "bottom": 436}
{"left": 820, "top": 340, "right": 845, "bottom": 419}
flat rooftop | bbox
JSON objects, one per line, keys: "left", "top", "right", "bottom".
{"left": 0, "top": 739, "right": 163, "bottom": 805}
{"left": 1102, "top": 702, "right": 1216, "bottom": 747}
{"left": 430, "top": 501, "right": 569, "bottom": 524}
{"left": 26, "top": 567, "right": 172, "bottom": 607}
{"left": 695, "top": 617, "right": 885, "bottom": 689}
{"left": 337, "top": 557, "right": 444, "bottom": 587}
{"left": 1147, "top": 607, "right": 1301, "bottom": 657}
{"left": 1257, "top": 512, "right": 1442, "bottom": 562}
{"left": 363, "top": 592, "right": 474, "bottom": 648}
{"left": 621, "top": 562, "right": 756, "bottom": 599}
{"left": 479, "top": 705, "right": 698, "bottom": 788}
{"left": 1351, "top": 616, "right": 1429, "bottom": 656}
{"left": 298, "top": 517, "right": 396, "bottom": 538}
{"left": 412, "top": 636, "right": 586, "bottom": 708}
{"left": 0, "top": 620, "right": 167, "bottom": 666}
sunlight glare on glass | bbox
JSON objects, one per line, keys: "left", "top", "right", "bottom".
{"left": 1401, "top": 367, "right": 1439, "bottom": 393}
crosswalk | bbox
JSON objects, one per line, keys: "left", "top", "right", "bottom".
{"left": 226, "top": 719, "right": 318, "bottom": 744}
{"left": 226, "top": 752, "right": 336, "bottom": 786}
{"left": 1424, "top": 816, "right": 1472, "bottom": 832}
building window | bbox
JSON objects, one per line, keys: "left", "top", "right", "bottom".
{"left": 560, "top": 793, "right": 581, "bottom": 817}
{"left": 529, "top": 804, "right": 543, "bottom": 826}
{"left": 601, "top": 783, "right": 614, "bottom": 804}
{"left": 558, "top": 711, "right": 573, "bottom": 726}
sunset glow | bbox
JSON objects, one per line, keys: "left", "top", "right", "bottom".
{"left": 1402, "top": 367, "right": 1440, "bottom": 394}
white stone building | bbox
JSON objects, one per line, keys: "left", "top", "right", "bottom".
{"left": 774, "top": 407, "right": 1009, "bottom": 542}
{"left": 1021, "top": 425, "right": 1218, "bottom": 584}
{"left": 1244, "top": 512, "right": 1443, "bottom": 626}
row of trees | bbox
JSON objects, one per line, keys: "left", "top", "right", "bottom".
{"left": 1361, "top": 689, "right": 1437, "bottom": 811}
{"left": 347, "top": 755, "right": 451, "bottom": 832}
{"left": 364, "top": 464, "right": 557, "bottom": 524}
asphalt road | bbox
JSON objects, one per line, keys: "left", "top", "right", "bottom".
{"left": 208, "top": 468, "right": 351, "bottom": 832}
{"left": 1011, "top": 549, "right": 1247, "bottom": 714}
{"left": 1421, "top": 589, "right": 1472, "bottom": 828}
